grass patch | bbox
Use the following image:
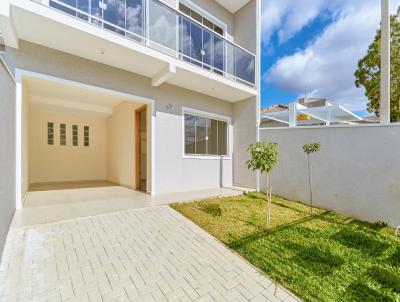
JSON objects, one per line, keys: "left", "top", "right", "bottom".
{"left": 171, "top": 193, "right": 400, "bottom": 302}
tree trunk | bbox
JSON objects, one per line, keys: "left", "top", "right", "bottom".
{"left": 266, "top": 173, "right": 270, "bottom": 229}
{"left": 307, "top": 154, "right": 313, "bottom": 214}
{"left": 268, "top": 187, "right": 272, "bottom": 228}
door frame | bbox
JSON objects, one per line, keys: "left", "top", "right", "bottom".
{"left": 135, "top": 104, "right": 147, "bottom": 191}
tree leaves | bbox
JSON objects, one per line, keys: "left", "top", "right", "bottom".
{"left": 246, "top": 142, "right": 279, "bottom": 174}
{"left": 303, "top": 142, "right": 321, "bottom": 154}
{"left": 354, "top": 7, "right": 400, "bottom": 122}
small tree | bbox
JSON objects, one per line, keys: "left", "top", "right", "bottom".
{"left": 247, "top": 142, "right": 279, "bottom": 229}
{"left": 302, "top": 142, "right": 321, "bottom": 214}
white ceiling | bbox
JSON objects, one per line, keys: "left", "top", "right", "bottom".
{"left": 214, "top": 0, "right": 250, "bottom": 13}
{"left": 26, "top": 76, "right": 126, "bottom": 117}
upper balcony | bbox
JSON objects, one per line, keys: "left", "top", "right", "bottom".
{"left": 1, "top": 0, "right": 258, "bottom": 102}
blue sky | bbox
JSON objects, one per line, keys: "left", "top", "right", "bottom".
{"left": 260, "top": 0, "right": 400, "bottom": 116}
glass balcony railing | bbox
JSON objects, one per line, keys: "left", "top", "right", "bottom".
{"left": 43, "top": 0, "right": 256, "bottom": 86}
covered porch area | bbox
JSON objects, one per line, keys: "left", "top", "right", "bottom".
{"left": 18, "top": 70, "right": 154, "bottom": 210}
{"left": 13, "top": 186, "right": 245, "bottom": 227}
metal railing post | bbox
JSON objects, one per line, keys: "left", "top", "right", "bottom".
{"left": 289, "top": 102, "right": 297, "bottom": 128}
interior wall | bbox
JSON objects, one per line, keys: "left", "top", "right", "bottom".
{"left": 0, "top": 58, "right": 16, "bottom": 259}
{"left": 107, "top": 101, "right": 143, "bottom": 189}
{"left": 29, "top": 109, "right": 107, "bottom": 184}
{"left": 21, "top": 80, "right": 30, "bottom": 201}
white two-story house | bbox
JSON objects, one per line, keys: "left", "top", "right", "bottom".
{"left": 0, "top": 0, "right": 260, "bottom": 248}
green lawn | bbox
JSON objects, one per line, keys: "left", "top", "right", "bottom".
{"left": 171, "top": 193, "right": 400, "bottom": 302}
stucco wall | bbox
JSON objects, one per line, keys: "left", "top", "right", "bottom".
{"left": 0, "top": 58, "right": 16, "bottom": 258}
{"left": 260, "top": 125, "right": 400, "bottom": 226}
{"left": 232, "top": 97, "right": 257, "bottom": 189}
{"left": 234, "top": 0, "right": 257, "bottom": 53}
{"left": 5, "top": 41, "right": 235, "bottom": 194}
{"left": 29, "top": 109, "right": 108, "bottom": 183}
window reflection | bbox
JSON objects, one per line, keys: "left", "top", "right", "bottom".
{"left": 47, "top": 0, "right": 255, "bottom": 85}
{"left": 184, "top": 113, "right": 228, "bottom": 156}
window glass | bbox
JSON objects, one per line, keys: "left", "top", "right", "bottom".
{"left": 103, "top": 0, "right": 126, "bottom": 35}
{"left": 184, "top": 114, "right": 196, "bottom": 154}
{"left": 84, "top": 126, "right": 89, "bottom": 147}
{"left": 208, "top": 119, "right": 218, "bottom": 155}
{"left": 214, "top": 25, "right": 224, "bottom": 36}
{"left": 149, "top": 0, "right": 178, "bottom": 51}
{"left": 60, "top": 123, "right": 66, "bottom": 146}
{"left": 178, "top": 2, "right": 224, "bottom": 36}
{"left": 218, "top": 120, "right": 227, "bottom": 155}
{"left": 179, "top": 3, "right": 190, "bottom": 16}
{"left": 203, "top": 18, "right": 213, "bottom": 31}
{"left": 50, "top": 0, "right": 76, "bottom": 17}
{"left": 184, "top": 113, "right": 228, "bottom": 156}
{"left": 190, "top": 22, "right": 203, "bottom": 66}
{"left": 48, "top": 122, "right": 54, "bottom": 145}
{"left": 72, "top": 125, "right": 78, "bottom": 146}
{"left": 126, "top": 0, "right": 144, "bottom": 40}
{"left": 190, "top": 10, "right": 202, "bottom": 23}
{"left": 195, "top": 116, "right": 207, "bottom": 154}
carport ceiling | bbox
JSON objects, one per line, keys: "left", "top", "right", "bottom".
{"left": 26, "top": 76, "right": 126, "bottom": 117}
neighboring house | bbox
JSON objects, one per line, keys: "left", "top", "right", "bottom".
{"left": 357, "top": 115, "right": 380, "bottom": 124}
{"left": 0, "top": 0, "right": 261, "bottom": 252}
{"left": 260, "top": 104, "right": 288, "bottom": 127}
{"left": 260, "top": 97, "right": 363, "bottom": 127}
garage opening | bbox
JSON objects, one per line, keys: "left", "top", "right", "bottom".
{"left": 20, "top": 75, "right": 152, "bottom": 207}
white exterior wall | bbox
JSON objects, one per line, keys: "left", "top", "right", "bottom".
{"left": 231, "top": 0, "right": 259, "bottom": 189}
{"left": 0, "top": 58, "right": 15, "bottom": 258}
{"left": 5, "top": 41, "right": 235, "bottom": 195}
{"left": 234, "top": 0, "right": 257, "bottom": 53}
{"left": 260, "top": 125, "right": 400, "bottom": 226}
{"left": 233, "top": 97, "right": 257, "bottom": 188}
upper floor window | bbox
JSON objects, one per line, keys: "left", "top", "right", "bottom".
{"left": 179, "top": 3, "right": 224, "bottom": 36}
{"left": 184, "top": 112, "right": 228, "bottom": 156}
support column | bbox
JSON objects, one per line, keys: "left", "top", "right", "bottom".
{"left": 289, "top": 102, "right": 297, "bottom": 128}
{"left": 380, "top": 0, "right": 391, "bottom": 123}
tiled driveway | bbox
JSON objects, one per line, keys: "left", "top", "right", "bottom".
{"left": 0, "top": 206, "right": 300, "bottom": 302}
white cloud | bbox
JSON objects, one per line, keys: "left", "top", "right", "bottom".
{"left": 261, "top": 0, "right": 331, "bottom": 46}
{"left": 263, "top": 0, "right": 400, "bottom": 113}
